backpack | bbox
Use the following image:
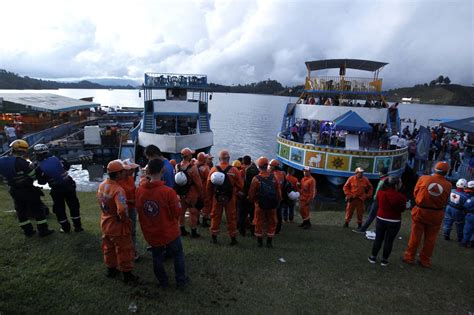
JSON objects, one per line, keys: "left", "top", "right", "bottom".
{"left": 243, "top": 163, "right": 259, "bottom": 195}
{"left": 174, "top": 164, "right": 192, "bottom": 196}
{"left": 214, "top": 166, "right": 233, "bottom": 204}
{"left": 256, "top": 174, "right": 279, "bottom": 210}
{"left": 282, "top": 179, "right": 296, "bottom": 204}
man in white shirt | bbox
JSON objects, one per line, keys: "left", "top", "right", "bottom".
{"left": 4, "top": 124, "right": 17, "bottom": 144}
{"left": 397, "top": 136, "right": 408, "bottom": 148}
{"left": 389, "top": 134, "right": 399, "bottom": 150}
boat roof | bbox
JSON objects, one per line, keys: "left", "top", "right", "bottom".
{"left": 144, "top": 73, "right": 208, "bottom": 89}
{"left": 0, "top": 93, "right": 100, "bottom": 113}
{"left": 440, "top": 117, "right": 474, "bottom": 134}
{"left": 305, "top": 59, "right": 388, "bottom": 72}
{"left": 333, "top": 110, "right": 373, "bottom": 132}
{"left": 294, "top": 104, "right": 388, "bottom": 124}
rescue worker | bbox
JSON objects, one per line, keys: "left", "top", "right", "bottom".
{"left": 144, "top": 145, "right": 174, "bottom": 188}
{"left": 117, "top": 159, "right": 140, "bottom": 260}
{"left": 34, "top": 144, "right": 83, "bottom": 233}
{"left": 269, "top": 159, "right": 286, "bottom": 234}
{"left": 196, "top": 152, "right": 211, "bottom": 227}
{"left": 283, "top": 167, "right": 299, "bottom": 223}
{"left": 403, "top": 161, "right": 452, "bottom": 268}
{"left": 175, "top": 147, "right": 203, "bottom": 238}
{"left": 232, "top": 159, "right": 246, "bottom": 235}
{"left": 135, "top": 158, "right": 189, "bottom": 289}
{"left": 0, "top": 140, "right": 54, "bottom": 237}
{"left": 299, "top": 166, "right": 316, "bottom": 229}
{"left": 248, "top": 157, "right": 281, "bottom": 247}
{"left": 97, "top": 160, "right": 137, "bottom": 283}
{"left": 343, "top": 167, "right": 373, "bottom": 228}
{"left": 240, "top": 155, "right": 259, "bottom": 236}
{"left": 460, "top": 181, "right": 474, "bottom": 247}
{"left": 443, "top": 178, "right": 468, "bottom": 241}
{"left": 206, "top": 154, "right": 214, "bottom": 168}
{"left": 207, "top": 149, "right": 243, "bottom": 245}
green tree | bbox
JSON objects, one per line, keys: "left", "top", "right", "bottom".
{"left": 437, "top": 75, "right": 444, "bottom": 84}
{"left": 443, "top": 76, "right": 451, "bottom": 85}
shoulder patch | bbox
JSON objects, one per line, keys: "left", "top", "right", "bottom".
{"left": 143, "top": 200, "right": 160, "bottom": 217}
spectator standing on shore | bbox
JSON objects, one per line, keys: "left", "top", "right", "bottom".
{"left": 144, "top": 145, "right": 175, "bottom": 188}
{"left": 343, "top": 168, "right": 373, "bottom": 229}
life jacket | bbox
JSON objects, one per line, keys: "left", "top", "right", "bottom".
{"left": 38, "top": 156, "right": 70, "bottom": 186}
{"left": 214, "top": 165, "right": 233, "bottom": 204}
{"left": 174, "top": 164, "right": 192, "bottom": 196}
{"left": 256, "top": 174, "right": 279, "bottom": 210}
{"left": 447, "top": 188, "right": 468, "bottom": 210}
{"left": 0, "top": 156, "right": 34, "bottom": 188}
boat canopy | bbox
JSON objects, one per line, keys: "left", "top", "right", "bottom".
{"left": 0, "top": 93, "right": 99, "bottom": 113}
{"left": 333, "top": 111, "right": 372, "bottom": 132}
{"left": 294, "top": 105, "right": 388, "bottom": 124}
{"left": 440, "top": 117, "right": 474, "bottom": 134}
{"left": 305, "top": 59, "right": 388, "bottom": 72}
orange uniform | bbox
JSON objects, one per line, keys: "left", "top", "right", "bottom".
{"left": 196, "top": 162, "right": 211, "bottom": 218}
{"left": 97, "top": 179, "right": 134, "bottom": 272}
{"left": 117, "top": 176, "right": 136, "bottom": 209}
{"left": 176, "top": 161, "right": 203, "bottom": 228}
{"left": 207, "top": 162, "right": 243, "bottom": 237}
{"left": 286, "top": 174, "right": 300, "bottom": 193}
{"left": 299, "top": 175, "right": 316, "bottom": 221}
{"left": 343, "top": 175, "right": 373, "bottom": 225}
{"left": 248, "top": 170, "right": 281, "bottom": 237}
{"left": 135, "top": 180, "right": 181, "bottom": 247}
{"left": 403, "top": 174, "right": 452, "bottom": 267}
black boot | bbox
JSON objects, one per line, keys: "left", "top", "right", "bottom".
{"left": 191, "top": 228, "right": 200, "bottom": 239}
{"left": 266, "top": 237, "right": 273, "bottom": 248}
{"left": 249, "top": 225, "right": 255, "bottom": 237}
{"left": 298, "top": 221, "right": 306, "bottom": 227}
{"left": 59, "top": 221, "right": 71, "bottom": 233}
{"left": 357, "top": 223, "right": 362, "bottom": 229}
{"left": 37, "top": 222, "right": 54, "bottom": 237}
{"left": 180, "top": 226, "right": 189, "bottom": 236}
{"left": 106, "top": 267, "right": 119, "bottom": 278}
{"left": 343, "top": 222, "right": 349, "bottom": 228}
{"left": 72, "top": 218, "right": 84, "bottom": 232}
{"left": 21, "top": 222, "right": 36, "bottom": 237}
{"left": 257, "top": 237, "right": 263, "bottom": 247}
{"left": 230, "top": 237, "right": 238, "bottom": 246}
{"left": 122, "top": 271, "right": 139, "bottom": 284}
{"left": 211, "top": 235, "right": 218, "bottom": 244}
{"left": 201, "top": 218, "right": 210, "bottom": 228}
{"left": 303, "top": 219, "right": 312, "bottom": 230}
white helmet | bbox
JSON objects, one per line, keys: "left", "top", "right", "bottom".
{"left": 33, "top": 143, "right": 49, "bottom": 155}
{"left": 467, "top": 181, "right": 474, "bottom": 189}
{"left": 211, "top": 172, "right": 225, "bottom": 186}
{"left": 456, "top": 178, "right": 467, "bottom": 189}
{"left": 288, "top": 191, "right": 300, "bottom": 201}
{"left": 174, "top": 171, "right": 188, "bottom": 186}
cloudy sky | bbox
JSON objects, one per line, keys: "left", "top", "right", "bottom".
{"left": 0, "top": 0, "right": 472, "bottom": 88}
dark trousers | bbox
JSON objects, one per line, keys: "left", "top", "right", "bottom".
{"left": 276, "top": 204, "right": 283, "bottom": 234}
{"left": 9, "top": 186, "right": 48, "bottom": 234}
{"left": 50, "top": 180, "right": 81, "bottom": 229}
{"left": 238, "top": 198, "right": 255, "bottom": 233}
{"left": 151, "top": 237, "right": 186, "bottom": 287}
{"left": 360, "top": 200, "right": 378, "bottom": 231}
{"left": 282, "top": 202, "right": 295, "bottom": 221}
{"left": 371, "top": 218, "right": 401, "bottom": 260}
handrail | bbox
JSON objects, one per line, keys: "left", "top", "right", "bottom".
{"left": 305, "top": 76, "right": 383, "bottom": 93}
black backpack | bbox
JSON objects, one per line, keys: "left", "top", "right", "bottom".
{"left": 174, "top": 164, "right": 192, "bottom": 196}
{"left": 243, "top": 163, "right": 259, "bottom": 195}
{"left": 282, "top": 179, "right": 295, "bottom": 205}
{"left": 214, "top": 166, "right": 233, "bottom": 204}
{"left": 256, "top": 174, "right": 279, "bottom": 210}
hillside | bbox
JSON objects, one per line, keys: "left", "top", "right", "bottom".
{"left": 385, "top": 84, "right": 474, "bottom": 106}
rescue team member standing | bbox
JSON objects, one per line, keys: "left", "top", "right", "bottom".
{"left": 460, "top": 181, "right": 474, "bottom": 247}
{"left": 442, "top": 178, "right": 468, "bottom": 241}
{"left": 299, "top": 167, "right": 316, "bottom": 229}
{"left": 175, "top": 148, "right": 203, "bottom": 238}
{"left": 135, "top": 159, "right": 189, "bottom": 289}
{"left": 0, "top": 140, "right": 54, "bottom": 237}
{"left": 97, "top": 160, "right": 137, "bottom": 283}
{"left": 343, "top": 167, "right": 373, "bottom": 229}
{"left": 144, "top": 145, "right": 174, "bottom": 188}
{"left": 269, "top": 159, "right": 286, "bottom": 234}
{"left": 34, "top": 144, "right": 83, "bottom": 233}
{"left": 248, "top": 157, "right": 281, "bottom": 248}
{"left": 240, "top": 155, "right": 259, "bottom": 236}
{"left": 403, "top": 161, "right": 452, "bottom": 268}
{"left": 283, "top": 167, "right": 299, "bottom": 223}
{"left": 207, "top": 149, "right": 243, "bottom": 245}
{"left": 196, "top": 152, "right": 211, "bottom": 227}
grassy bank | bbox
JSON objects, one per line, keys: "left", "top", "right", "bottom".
{"left": 0, "top": 186, "right": 473, "bottom": 314}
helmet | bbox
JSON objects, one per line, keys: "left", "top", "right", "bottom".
{"left": 181, "top": 147, "right": 194, "bottom": 157}
{"left": 174, "top": 171, "right": 188, "bottom": 186}
{"left": 107, "top": 159, "right": 125, "bottom": 173}
{"left": 9, "top": 139, "right": 29, "bottom": 152}
{"left": 256, "top": 156, "right": 269, "bottom": 167}
{"left": 456, "top": 178, "right": 467, "bottom": 189}
{"left": 269, "top": 159, "right": 279, "bottom": 167}
{"left": 122, "top": 158, "right": 139, "bottom": 169}
{"left": 33, "top": 143, "right": 49, "bottom": 155}
{"left": 434, "top": 161, "right": 449, "bottom": 174}
{"left": 197, "top": 152, "right": 207, "bottom": 163}
{"left": 355, "top": 167, "right": 364, "bottom": 173}
{"left": 288, "top": 191, "right": 300, "bottom": 201}
{"left": 169, "top": 159, "right": 177, "bottom": 167}
{"left": 467, "top": 181, "right": 474, "bottom": 189}
{"left": 210, "top": 172, "right": 225, "bottom": 186}
{"left": 232, "top": 160, "right": 241, "bottom": 168}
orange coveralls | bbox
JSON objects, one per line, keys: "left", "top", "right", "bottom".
{"left": 286, "top": 174, "right": 300, "bottom": 193}
{"left": 343, "top": 175, "right": 373, "bottom": 225}
{"left": 116, "top": 175, "right": 137, "bottom": 251}
{"left": 97, "top": 179, "right": 134, "bottom": 272}
{"left": 177, "top": 161, "right": 203, "bottom": 228}
{"left": 403, "top": 174, "right": 451, "bottom": 267}
{"left": 299, "top": 175, "right": 316, "bottom": 221}
{"left": 196, "top": 162, "right": 211, "bottom": 219}
{"left": 207, "top": 162, "right": 243, "bottom": 237}
{"left": 248, "top": 171, "right": 281, "bottom": 237}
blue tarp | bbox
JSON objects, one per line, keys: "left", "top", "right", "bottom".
{"left": 333, "top": 110, "right": 372, "bottom": 132}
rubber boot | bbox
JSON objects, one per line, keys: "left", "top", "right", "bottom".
{"left": 21, "top": 222, "right": 36, "bottom": 237}
{"left": 266, "top": 237, "right": 273, "bottom": 248}
{"left": 180, "top": 226, "right": 189, "bottom": 236}
{"left": 122, "top": 271, "right": 139, "bottom": 284}
{"left": 59, "top": 221, "right": 71, "bottom": 233}
{"left": 191, "top": 228, "right": 200, "bottom": 239}
{"left": 357, "top": 223, "right": 362, "bottom": 229}
{"left": 298, "top": 221, "right": 306, "bottom": 228}
{"left": 211, "top": 235, "right": 218, "bottom": 244}
{"left": 257, "top": 237, "right": 263, "bottom": 247}
{"left": 72, "top": 218, "right": 84, "bottom": 232}
{"left": 37, "top": 222, "right": 54, "bottom": 237}
{"left": 201, "top": 218, "right": 210, "bottom": 228}
{"left": 249, "top": 225, "right": 255, "bottom": 237}
{"left": 303, "top": 219, "right": 312, "bottom": 230}
{"left": 343, "top": 222, "right": 349, "bottom": 228}
{"left": 106, "top": 267, "right": 119, "bottom": 278}
{"left": 230, "top": 237, "right": 238, "bottom": 246}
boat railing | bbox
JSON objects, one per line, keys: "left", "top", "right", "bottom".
{"left": 145, "top": 73, "right": 208, "bottom": 89}
{"left": 305, "top": 76, "right": 382, "bottom": 93}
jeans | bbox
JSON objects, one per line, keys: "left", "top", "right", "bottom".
{"left": 151, "top": 237, "right": 186, "bottom": 287}
{"left": 282, "top": 201, "right": 295, "bottom": 221}
{"left": 443, "top": 206, "right": 465, "bottom": 241}
{"left": 360, "top": 200, "right": 378, "bottom": 231}
{"left": 371, "top": 218, "right": 401, "bottom": 260}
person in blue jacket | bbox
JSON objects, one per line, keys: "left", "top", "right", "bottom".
{"left": 443, "top": 178, "right": 468, "bottom": 241}
{"left": 34, "top": 144, "right": 83, "bottom": 233}
{"left": 460, "top": 181, "right": 474, "bottom": 247}
{"left": 144, "top": 145, "right": 175, "bottom": 188}
{"left": 0, "top": 140, "right": 54, "bottom": 237}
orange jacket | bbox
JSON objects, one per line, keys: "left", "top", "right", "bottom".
{"left": 286, "top": 174, "right": 299, "bottom": 192}
{"left": 413, "top": 174, "right": 452, "bottom": 210}
{"left": 343, "top": 175, "right": 373, "bottom": 201}
{"left": 207, "top": 162, "right": 244, "bottom": 199}
{"left": 136, "top": 180, "right": 181, "bottom": 247}
{"left": 300, "top": 175, "right": 316, "bottom": 202}
{"left": 272, "top": 169, "right": 286, "bottom": 188}
{"left": 117, "top": 175, "right": 136, "bottom": 208}
{"left": 177, "top": 161, "right": 203, "bottom": 199}
{"left": 97, "top": 179, "right": 131, "bottom": 236}
{"left": 248, "top": 170, "right": 282, "bottom": 204}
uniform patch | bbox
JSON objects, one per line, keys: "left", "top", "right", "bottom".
{"left": 450, "top": 192, "right": 460, "bottom": 204}
{"left": 143, "top": 200, "right": 160, "bottom": 217}
{"left": 428, "top": 183, "right": 443, "bottom": 197}
{"left": 99, "top": 197, "right": 110, "bottom": 213}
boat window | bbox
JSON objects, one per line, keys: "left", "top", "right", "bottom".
{"left": 166, "top": 88, "right": 187, "bottom": 101}
{"left": 177, "top": 115, "right": 197, "bottom": 135}
{"left": 155, "top": 115, "right": 177, "bottom": 134}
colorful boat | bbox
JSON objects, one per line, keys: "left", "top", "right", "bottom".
{"left": 276, "top": 59, "right": 408, "bottom": 185}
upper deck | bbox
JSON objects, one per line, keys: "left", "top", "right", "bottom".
{"left": 144, "top": 73, "right": 208, "bottom": 90}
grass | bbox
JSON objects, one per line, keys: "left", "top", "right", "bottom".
{"left": 0, "top": 185, "right": 473, "bottom": 314}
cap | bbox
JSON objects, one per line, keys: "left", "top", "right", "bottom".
{"left": 232, "top": 160, "right": 241, "bottom": 168}
{"left": 197, "top": 152, "right": 207, "bottom": 163}
{"left": 467, "top": 181, "right": 474, "bottom": 189}
{"left": 256, "top": 156, "right": 269, "bottom": 167}
{"left": 434, "top": 161, "right": 449, "bottom": 173}
{"left": 269, "top": 159, "right": 279, "bottom": 167}
{"left": 169, "top": 159, "right": 177, "bottom": 167}
{"left": 107, "top": 159, "right": 125, "bottom": 173}
{"left": 122, "top": 158, "right": 139, "bottom": 169}
{"left": 355, "top": 167, "right": 364, "bottom": 173}
{"left": 181, "top": 147, "right": 195, "bottom": 156}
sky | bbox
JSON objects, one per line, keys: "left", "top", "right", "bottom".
{"left": 0, "top": 0, "right": 472, "bottom": 88}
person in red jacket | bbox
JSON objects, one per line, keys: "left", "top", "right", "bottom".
{"left": 97, "top": 160, "right": 137, "bottom": 283}
{"left": 343, "top": 167, "right": 373, "bottom": 228}
{"left": 299, "top": 167, "right": 316, "bottom": 229}
{"left": 136, "top": 158, "right": 189, "bottom": 289}
{"left": 368, "top": 177, "right": 407, "bottom": 266}
{"left": 403, "top": 161, "right": 452, "bottom": 267}
{"left": 196, "top": 152, "right": 211, "bottom": 227}
{"left": 269, "top": 159, "right": 286, "bottom": 234}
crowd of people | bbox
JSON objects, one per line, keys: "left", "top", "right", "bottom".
{"left": 1, "top": 140, "right": 473, "bottom": 289}
{"left": 298, "top": 95, "right": 388, "bottom": 108}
